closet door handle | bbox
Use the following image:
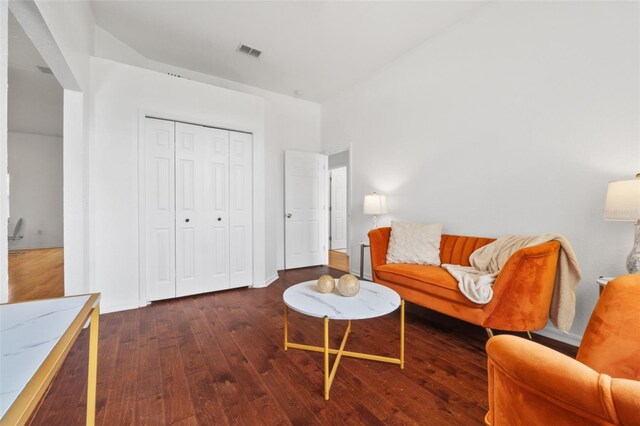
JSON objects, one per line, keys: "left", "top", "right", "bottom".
{"left": 217, "top": 217, "right": 222, "bottom": 222}
{"left": 185, "top": 218, "right": 190, "bottom": 223}
{"left": 286, "top": 213, "right": 292, "bottom": 219}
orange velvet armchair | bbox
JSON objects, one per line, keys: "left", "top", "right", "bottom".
{"left": 485, "top": 275, "right": 640, "bottom": 425}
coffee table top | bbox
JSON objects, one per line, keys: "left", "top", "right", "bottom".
{"left": 283, "top": 280, "right": 400, "bottom": 320}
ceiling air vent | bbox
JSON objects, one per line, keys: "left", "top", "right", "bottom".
{"left": 167, "top": 72, "right": 189, "bottom": 80}
{"left": 237, "top": 44, "right": 262, "bottom": 58}
{"left": 37, "top": 66, "right": 53, "bottom": 75}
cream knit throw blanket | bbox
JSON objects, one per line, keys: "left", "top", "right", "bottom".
{"left": 442, "top": 234, "right": 581, "bottom": 332}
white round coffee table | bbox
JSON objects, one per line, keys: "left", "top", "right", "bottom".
{"left": 282, "top": 280, "right": 405, "bottom": 400}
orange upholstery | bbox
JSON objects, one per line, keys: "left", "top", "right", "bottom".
{"left": 485, "top": 275, "right": 640, "bottom": 425}
{"left": 368, "top": 227, "right": 561, "bottom": 331}
{"left": 440, "top": 234, "right": 496, "bottom": 266}
{"left": 375, "top": 263, "right": 481, "bottom": 307}
{"left": 576, "top": 274, "right": 640, "bottom": 380}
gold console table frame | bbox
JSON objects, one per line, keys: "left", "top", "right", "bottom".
{"left": 1, "top": 293, "right": 101, "bottom": 426}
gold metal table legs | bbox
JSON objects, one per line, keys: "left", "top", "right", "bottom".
{"left": 87, "top": 305, "right": 100, "bottom": 425}
{"left": 283, "top": 300, "right": 405, "bottom": 400}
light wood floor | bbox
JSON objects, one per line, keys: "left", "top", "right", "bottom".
{"left": 328, "top": 250, "right": 349, "bottom": 272}
{"left": 8, "top": 248, "right": 64, "bottom": 303}
{"left": 32, "top": 266, "right": 576, "bottom": 425}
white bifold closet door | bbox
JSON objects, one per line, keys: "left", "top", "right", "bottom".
{"left": 145, "top": 118, "right": 252, "bottom": 302}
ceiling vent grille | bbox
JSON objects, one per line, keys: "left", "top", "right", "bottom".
{"left": 37, "top": 66, "right": 53, "bottom": 75}
{"left": 167, "top": 72, "right": 189, "bottom": 80}
{"left": 237, "top": 44, "right": 262, "bottom": 58}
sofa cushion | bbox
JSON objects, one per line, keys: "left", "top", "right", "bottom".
{"left": 386, "top": 221, "right": 442, "bottom": 265}
{"left": 375, "top": 263, "right": 481, "bottom": 307}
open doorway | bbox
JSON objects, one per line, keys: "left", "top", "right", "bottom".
{"left": 6, "top": 11, "right": 64, "bottom": 302}
{"left": 328, "top": 150, "right": 350, "bottom": 272}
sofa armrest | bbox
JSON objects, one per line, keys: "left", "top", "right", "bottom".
{"left": 484, "top": 241, "right": 560, "bottom": 331}
{"left": 486, "top": 335, "right": 619, "bottom": 425}
{"left": 368, "top": 227, "right": 391, "bottom": 281}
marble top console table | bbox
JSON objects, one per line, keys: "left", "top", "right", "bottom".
{"left": 1, "top": 293, "right": 101, "bottom": 425}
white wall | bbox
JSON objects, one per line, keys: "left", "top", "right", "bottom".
{"left": 322, "top": 1, "right": 640, "bottom": 344}
{"left": 94, "top": 25, "right": 148, "bottom": 70}
{"left": 31, "top": 0, "right": 95, "bottom": 297}
{"left": 7, "top": 67, "right": 63, "bottom": 137}
{"left": 9, "top": 1, "right": 95, "bottom": 297}
{"left": 34, "top": 0, "right": 94, "bottom": 91}
{"left": 7, "top": 132, "right": 63, "bottom": 249}
{"left": 94, "top": 27, "right": 323, "bottom": 274}
{"left": 0, "top": 3, "right": 9, "bottom": 303}
{"left": 89, "top": 57, "right": 267, "bottom": 312}
{"left": 7, "top": 64, "right": 64, "bottom": 251}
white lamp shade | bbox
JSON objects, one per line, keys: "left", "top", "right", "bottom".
{"left": 604, "top": 178, "right": 640, "bottom": 221}
{"left": 363, "top": 193, "right": 388, "bottom": 215}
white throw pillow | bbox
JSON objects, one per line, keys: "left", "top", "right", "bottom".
{"left": 386, "top": 221, "right": 442, "bottom": 265}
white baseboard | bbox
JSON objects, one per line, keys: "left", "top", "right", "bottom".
{"left": 252, "top": 272, "right": 279, "bottom": 288}
{"left": 350, "top": 268, "right": 371, "bottom": 281}
{"left": 8, "top": 245, "right": 63, "bottom": 251}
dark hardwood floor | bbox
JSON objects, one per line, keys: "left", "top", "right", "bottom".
{"left": 31, "top": 266, "right": 577, "bottom": 425}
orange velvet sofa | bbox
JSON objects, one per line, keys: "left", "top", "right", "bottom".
{"left": 485, "top": 275, "right": 640, "bottom": 425}
{"left": 368, "top": 227, "right": 561, "bottom": 332}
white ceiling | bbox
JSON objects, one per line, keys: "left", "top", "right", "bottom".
{"left": 91, "top": 1, "right": 485, "bottom": 102}
{"left": 8, "top": 12, "right": 63, "bottom": 137}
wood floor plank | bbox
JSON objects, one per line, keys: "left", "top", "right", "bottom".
{"left": 188, "top": 297, "right": 288, "bottom": 426}
{"left": 209, "top": 292, "right": 300, "bottom": 423}
{"left": 156, "top": 301, "right": 197, "bottom": 424}
{"left": 170, "top": 298, "right": 229, "bottom": 426}
{"left": 135, "top": 303, "right": 166, "bottom": 425}
{"left": 101, "top": 309, "right": 140, "bottom": 425}
{"left": 30, "top": 265, "right": 579, "bottom": 425}
{"left": 8, "top": 248, "right": 64, "bottom": 302}
{"left": 95, "top": 314, "right": 125, "bottom": 425}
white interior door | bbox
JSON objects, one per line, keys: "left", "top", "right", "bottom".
{"left": 203, "top": 127, "right": 230, "bottom": 292}
{"left": 229, "top": 131, "right": 253, "bottom": 288}
{"left": 330, "top": 167, "right": 347, "bottom": 250}
{"left": 284, "top": 150, "right": 327, "bottom": 269}
{"left": 145, "top": 118, "right": 176, "bottom": 301}
{"left": 175, "top": 122, "right": 206, "bottom": 297}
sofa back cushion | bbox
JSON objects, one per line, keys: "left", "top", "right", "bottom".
{"left": 386, "top": 221, "right": 442, "bottom": 265}
{"left": 439, "top": 234, "right": 495, "bottom": 266}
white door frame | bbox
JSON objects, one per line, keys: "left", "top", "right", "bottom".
{"left": 324, "top": 146, "right": 352, "bottom": 258}
{"left": 138, "top": 110, "right": 260, "bottom": 307}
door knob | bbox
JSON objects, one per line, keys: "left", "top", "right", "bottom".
{"left": 217, "top": 217, "right": 222, "bottom": 222}
{"left": 185, "top": 218, "right": 190, "bottom": 223}
{"left": 286, "top": 213, "right": 292, "bottom": 218}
